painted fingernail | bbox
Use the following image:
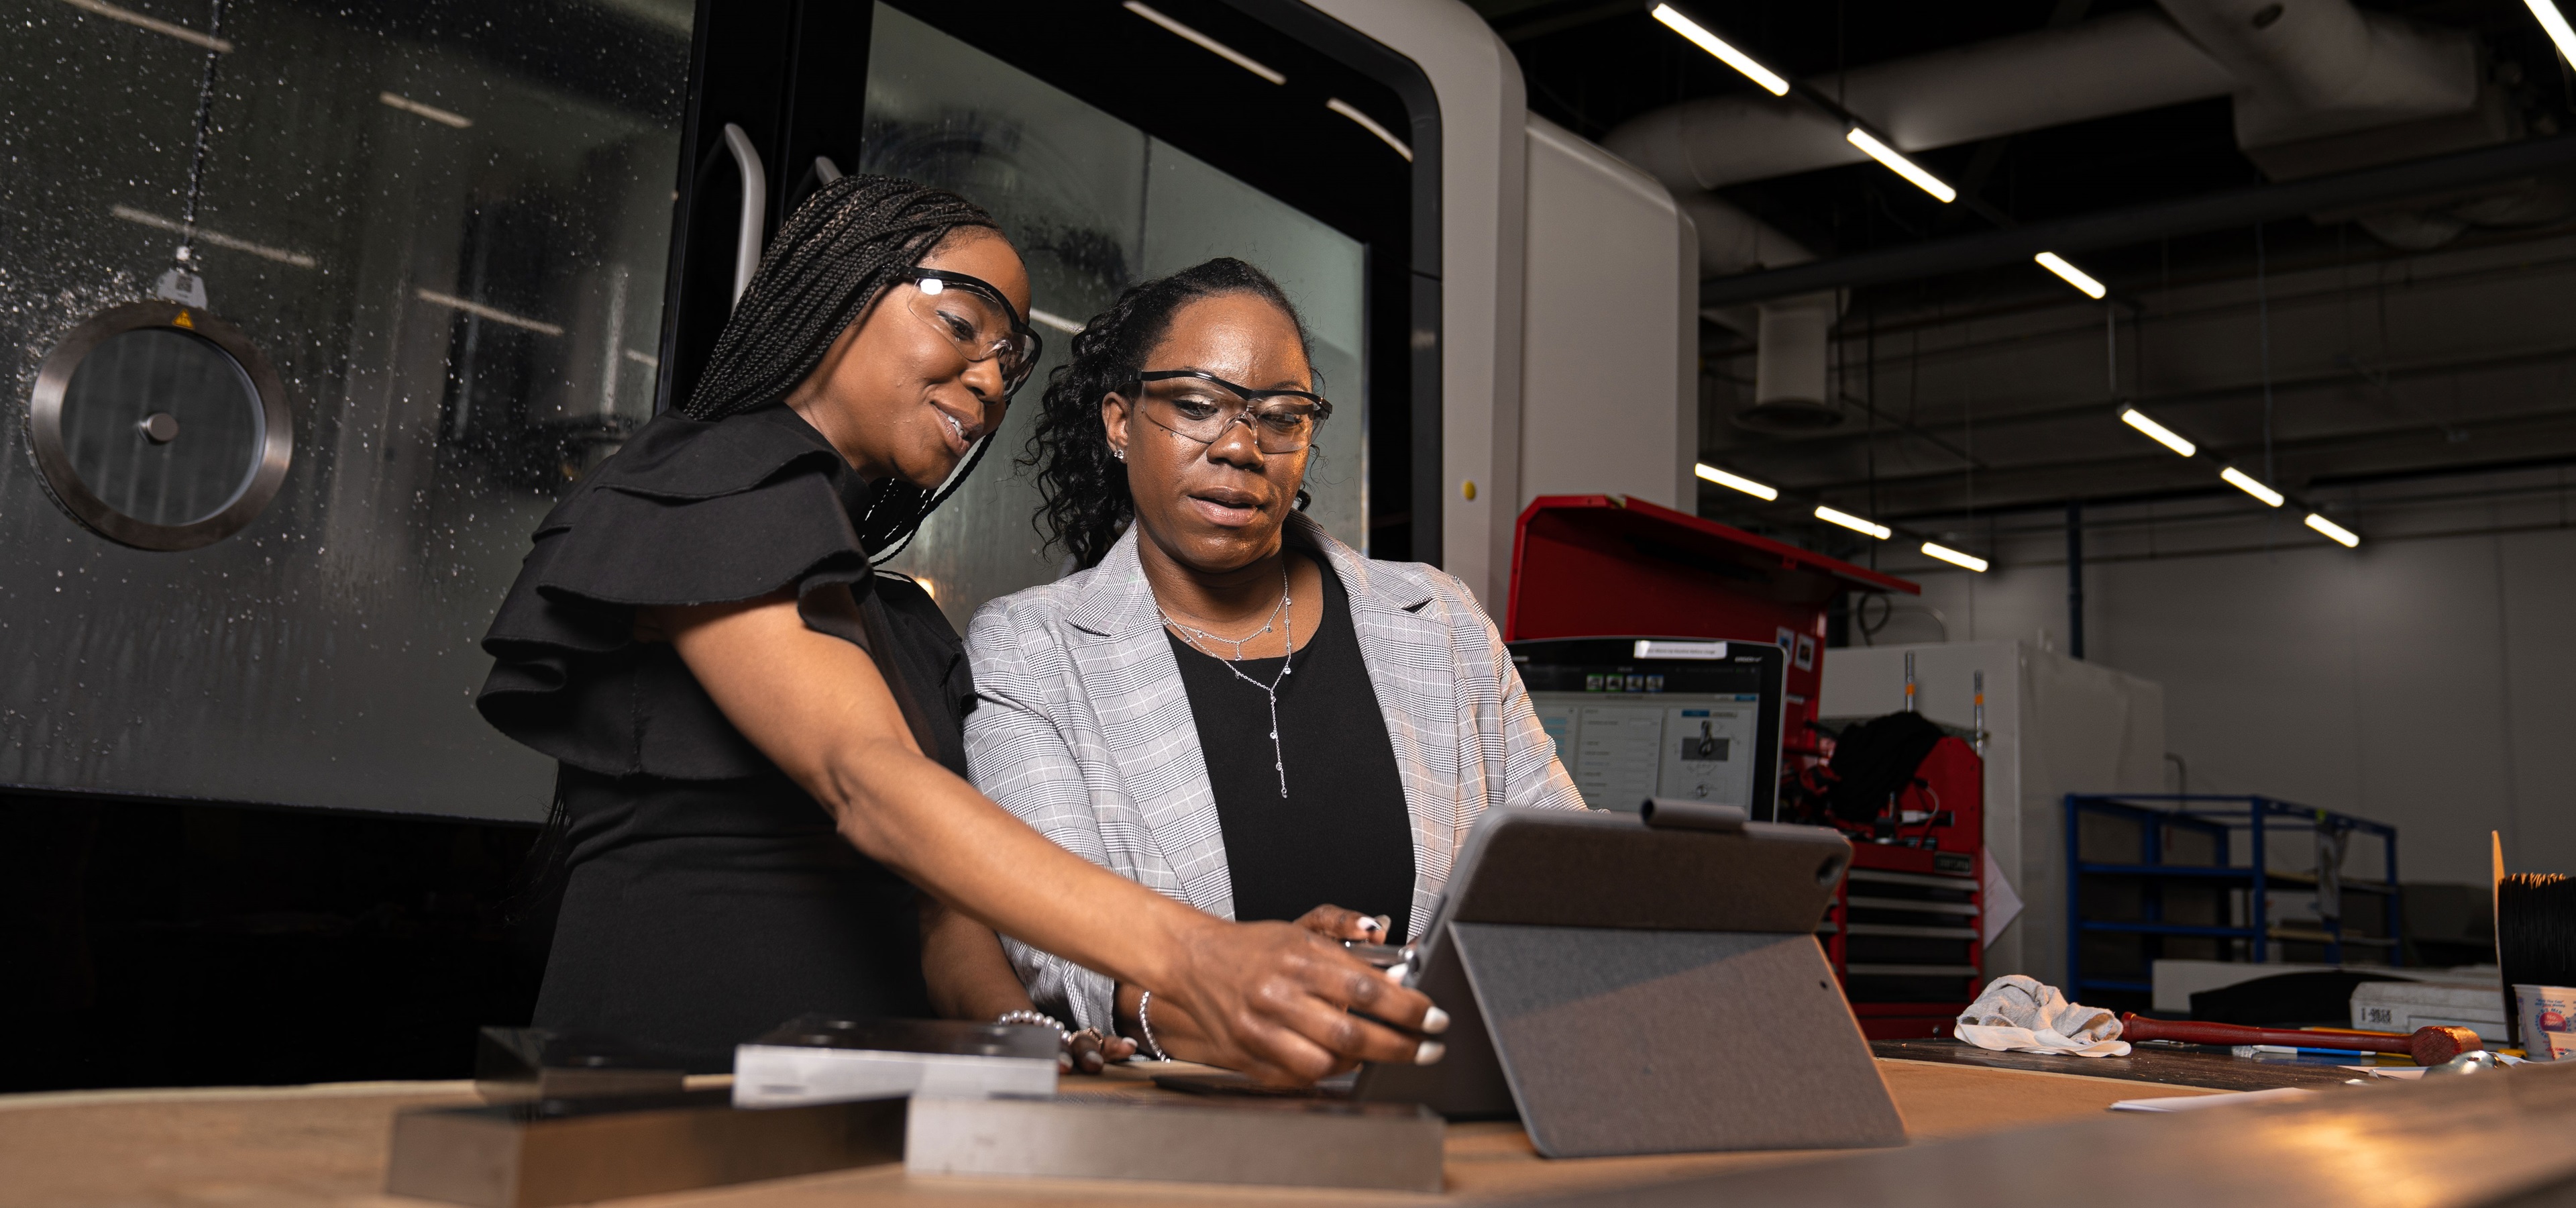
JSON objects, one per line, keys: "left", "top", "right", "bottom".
{"left": 1415, "top": 1040, "right": 1446, "bottom": 1066}
{"left": 1384, "top": 963, "right": 1411, "bottom": 983}
{"left": 1422, "top": 1007, "right": 1450, "bottom": 1035}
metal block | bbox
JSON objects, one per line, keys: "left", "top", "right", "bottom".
{"left": 904, "top": 1094, "right": 1445, "bottom": 1193}
{"left": 734, "top": 1016, "right": 1057, "bottom": 1107}
{"left": 471, "top": 1027, "right": 688, "bottom": 1103}
{"left": 384, "top": 1090, "right": 904, "bottom": 1208}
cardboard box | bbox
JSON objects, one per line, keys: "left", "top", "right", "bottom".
{"left": 2353, "top": 980, "right": 2509, "bottom": 1041}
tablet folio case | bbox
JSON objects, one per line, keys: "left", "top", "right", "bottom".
{"left": 1360, "top": 809, "right": 1907, "bottom": 1158}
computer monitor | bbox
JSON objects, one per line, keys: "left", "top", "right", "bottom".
{"left": 1509, "top": 637, "right": 1786, "bottom": 821}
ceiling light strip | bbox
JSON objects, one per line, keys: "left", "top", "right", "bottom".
{"left": 415, "top": 288, "right": 564, "bottom": 337}
{"left": 379, "top": 91, "right": 472, "bottom": 129}
{"left": 2034, "top": 251, "right": 2106, "bottom": 299}
{"left": 1695, "top": 462, "right": 1779, "bottom": 501}
{"left": 1028, "top": 307, "right": 1084, "bottom": 335}
{"left": 2528, "top": 0, "right": 2576, "bottom": 66}
{"left": 58, "top": 0, "right": 231, "bottom": 52}
{"left": 1326, "top": 98, "right": 1413, "bottom": 161}
{"left": 1814, "top": 505, "right": 1892, "bottom": 540}
{"left": 1845, "top": 128, "right": 1955, "bottom": 203}
{"left": 2304, "top": 513, "right": 2361, "bottom": 548}
{"left": 1702, "top": 465, "right": 1991, "bottom": 568}
{"left": 110, "top": 205, "right": 315, "bottom": 268}
{"left": 2119, "top": 408, "right": 2196, "bottom": 458}
{"left": 1122, "top": 2, "right": 1284, "bottom": 85}
{"left": 1921, "top": 542, "right": 1989, "bottom": 572}
{"left": 1649, "top": 4, "right": 1790, "bottom": 96}
{"left": 2219, "top": 466, "right": 2284, "bottom": 507}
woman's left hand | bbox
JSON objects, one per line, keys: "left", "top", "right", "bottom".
{"left": 1063, "top": 1027, "right": 1137, "bottom": 1074}
{"left": 1292, "top": 904, "right": 1392, "bottom": 944}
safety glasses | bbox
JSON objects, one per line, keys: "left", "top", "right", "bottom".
{"left": 899, "top": 268, "right": 1042, "bottom": 397}
{"left": 1131, "top": 369, "right": 1333, "bottom": 454}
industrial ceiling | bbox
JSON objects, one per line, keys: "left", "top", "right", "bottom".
{"left": 1472, "top": 0, "right": 2576, "bottom": 572}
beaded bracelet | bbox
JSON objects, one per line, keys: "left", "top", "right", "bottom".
{"left": 1136, "top": 991, "right": 1172, "bottom": 1061}
{"left": 996, "top": 1008, "right": 1071, "bottom": 1047}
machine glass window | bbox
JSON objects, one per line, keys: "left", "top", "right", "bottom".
{"left": 0, "top": 0, "right": 690, "bottom": 818}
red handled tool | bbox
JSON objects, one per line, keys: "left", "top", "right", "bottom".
{"left": 2117, "top": 1014, "right": 2481, "bottom": 1066}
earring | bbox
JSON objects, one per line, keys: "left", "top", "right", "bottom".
{"left": 1112, "top": 447, "right": 1126, "bottom": 462}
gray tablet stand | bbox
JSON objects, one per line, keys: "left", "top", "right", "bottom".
{"left": 1355, "top": 805, "right": 1908, "bottom": 1159}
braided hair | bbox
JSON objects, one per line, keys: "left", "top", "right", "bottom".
{"left": 684, "top": 174, "right": 1005, "bottom": 560}
{"left": 1026, "top": 258, "right": 1314, "bottom": 570}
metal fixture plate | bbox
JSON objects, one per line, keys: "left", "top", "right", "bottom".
{"left": 28, "top": 299, "right": 291, "bottom": 551}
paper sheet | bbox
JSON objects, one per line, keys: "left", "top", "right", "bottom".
{"left": 1981, "top": 848, "right": 2023, "bottom": 946}
{"left": 2109, "top": 1087, "right": 2315, "bottom": 1112}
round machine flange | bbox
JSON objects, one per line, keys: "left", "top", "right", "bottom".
{"left": 28, "top": 300, "right": 292, "bottom": 552}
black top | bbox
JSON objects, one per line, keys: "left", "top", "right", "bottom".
{"left": 476, "top": 405, "right": 971, "bottom": 1068}
{"left": 1167, "top": 556, "right": 1417, "bottom": 940}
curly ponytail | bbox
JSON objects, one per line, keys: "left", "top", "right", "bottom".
{"left": 1024, "top": 258, "right": 1312, "bottom": 570}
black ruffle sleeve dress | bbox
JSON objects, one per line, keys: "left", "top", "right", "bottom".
{"left": 476, "top": 404, "right": 969, "bottom": 1067}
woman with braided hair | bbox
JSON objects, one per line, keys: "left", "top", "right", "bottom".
{"left": 475, "top": 178, "right": 1442, "bottom": 1084}
{"left": 965, "top": 258, "right": 1581, "bottom": 1066}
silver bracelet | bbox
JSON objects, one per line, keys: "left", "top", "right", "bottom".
{"left": 997, "top": 1009, "right": 1072, "bottom": 1047}
{"left": 1136, "top": 991, "right": 1171, "bottom": 1061}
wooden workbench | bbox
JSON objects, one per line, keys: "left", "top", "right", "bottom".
{"left": 0, "top": 1056, "right": 2214, "bottom": 1208}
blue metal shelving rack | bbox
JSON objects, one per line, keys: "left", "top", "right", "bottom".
{"left": 2065, "top": 794, "right": 2400, "bottom": 1000}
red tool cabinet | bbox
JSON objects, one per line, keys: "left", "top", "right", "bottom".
{"left": 1828, "top": 736, "right": 1987, "bottom": 1040}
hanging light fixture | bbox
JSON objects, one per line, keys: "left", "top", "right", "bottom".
{"left": 1815, "top": 505, "right": 1892, "bottom": 539}
{"left": 2305, "top": 513, "right": 2361, "bottom": 548}
{"left": 1695, "top": 462, "right": 1779, "bottom": 501}
{"left": 1845, "top": 128, "right": 1955, "bottom": 203}
{"left": 2035, "top": 252, "right": 2107, "bottom": 299}
{"left": 2220, "top": 466, "right": 2284, "bottom": 507}
{"left": 2120, "top": 408, "right": 2196, "bottom": 458}
{"left": 1649, "top": 4, "right": 1790, "bottom": 95}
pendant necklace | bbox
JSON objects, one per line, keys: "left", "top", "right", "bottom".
{"left": 1161, "top": 563, "right": 1295, "bottom": 798}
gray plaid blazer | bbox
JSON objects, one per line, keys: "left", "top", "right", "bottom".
{"left": 961, "top": 513, "right": 1585, "bottom": 1031}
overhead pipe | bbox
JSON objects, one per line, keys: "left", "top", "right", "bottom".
{"left": 1605, "top": 10, "right": 2238, "bottom": 193}
{"left": 1611, "top": 1, "right": 2480, "bottom": 197}
{"left": 1699, "top": 134, "right": 2576, "bottom": 308}
{"left": 2157, "top": 0, "right": 2477, "bottom": 149}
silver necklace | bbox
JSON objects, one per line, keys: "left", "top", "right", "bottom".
{"left": 1162, "top": 564, "right": 1295, "bottom": 798}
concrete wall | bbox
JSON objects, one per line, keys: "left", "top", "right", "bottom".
{"left": 1879, "top": 481, "right": 2576, "bottom": 891}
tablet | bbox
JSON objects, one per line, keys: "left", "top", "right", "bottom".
{"left": 1348, "top": 805, "right": 1890, "bottom": 1154}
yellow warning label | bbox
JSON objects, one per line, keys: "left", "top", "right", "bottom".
{"left": 172, "top": 311, "right": 195, "bottom": 329}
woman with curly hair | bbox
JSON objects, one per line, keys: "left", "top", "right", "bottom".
{"left": 474, "top": 181, "right": 1439, "bottom": 1085}
{"left": 965, "top": 258, "right": 1583, "bottom": 1066}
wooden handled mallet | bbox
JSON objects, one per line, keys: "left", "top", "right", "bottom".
{"left": 2116, "top": 1013, "right": 2483, "bottom": 1066}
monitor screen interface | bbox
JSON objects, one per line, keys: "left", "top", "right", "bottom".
{"left": 1532, "top": 692, "right": 1764, "bottom": 812}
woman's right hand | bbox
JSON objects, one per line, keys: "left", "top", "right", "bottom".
{"left": 1154, "top": 915, "right": 1447, "bottom": 1086}
{"left": 1292, "top": 903, "right": 1393, "bottom": 944}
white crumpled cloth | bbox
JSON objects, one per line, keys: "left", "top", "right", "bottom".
{"left": 1953, "top": 974, "right": 2131, "bottom": 1057}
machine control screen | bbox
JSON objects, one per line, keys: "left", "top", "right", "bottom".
{"left": 1531, "top": 691, "right": 1764, "bottom": 812}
